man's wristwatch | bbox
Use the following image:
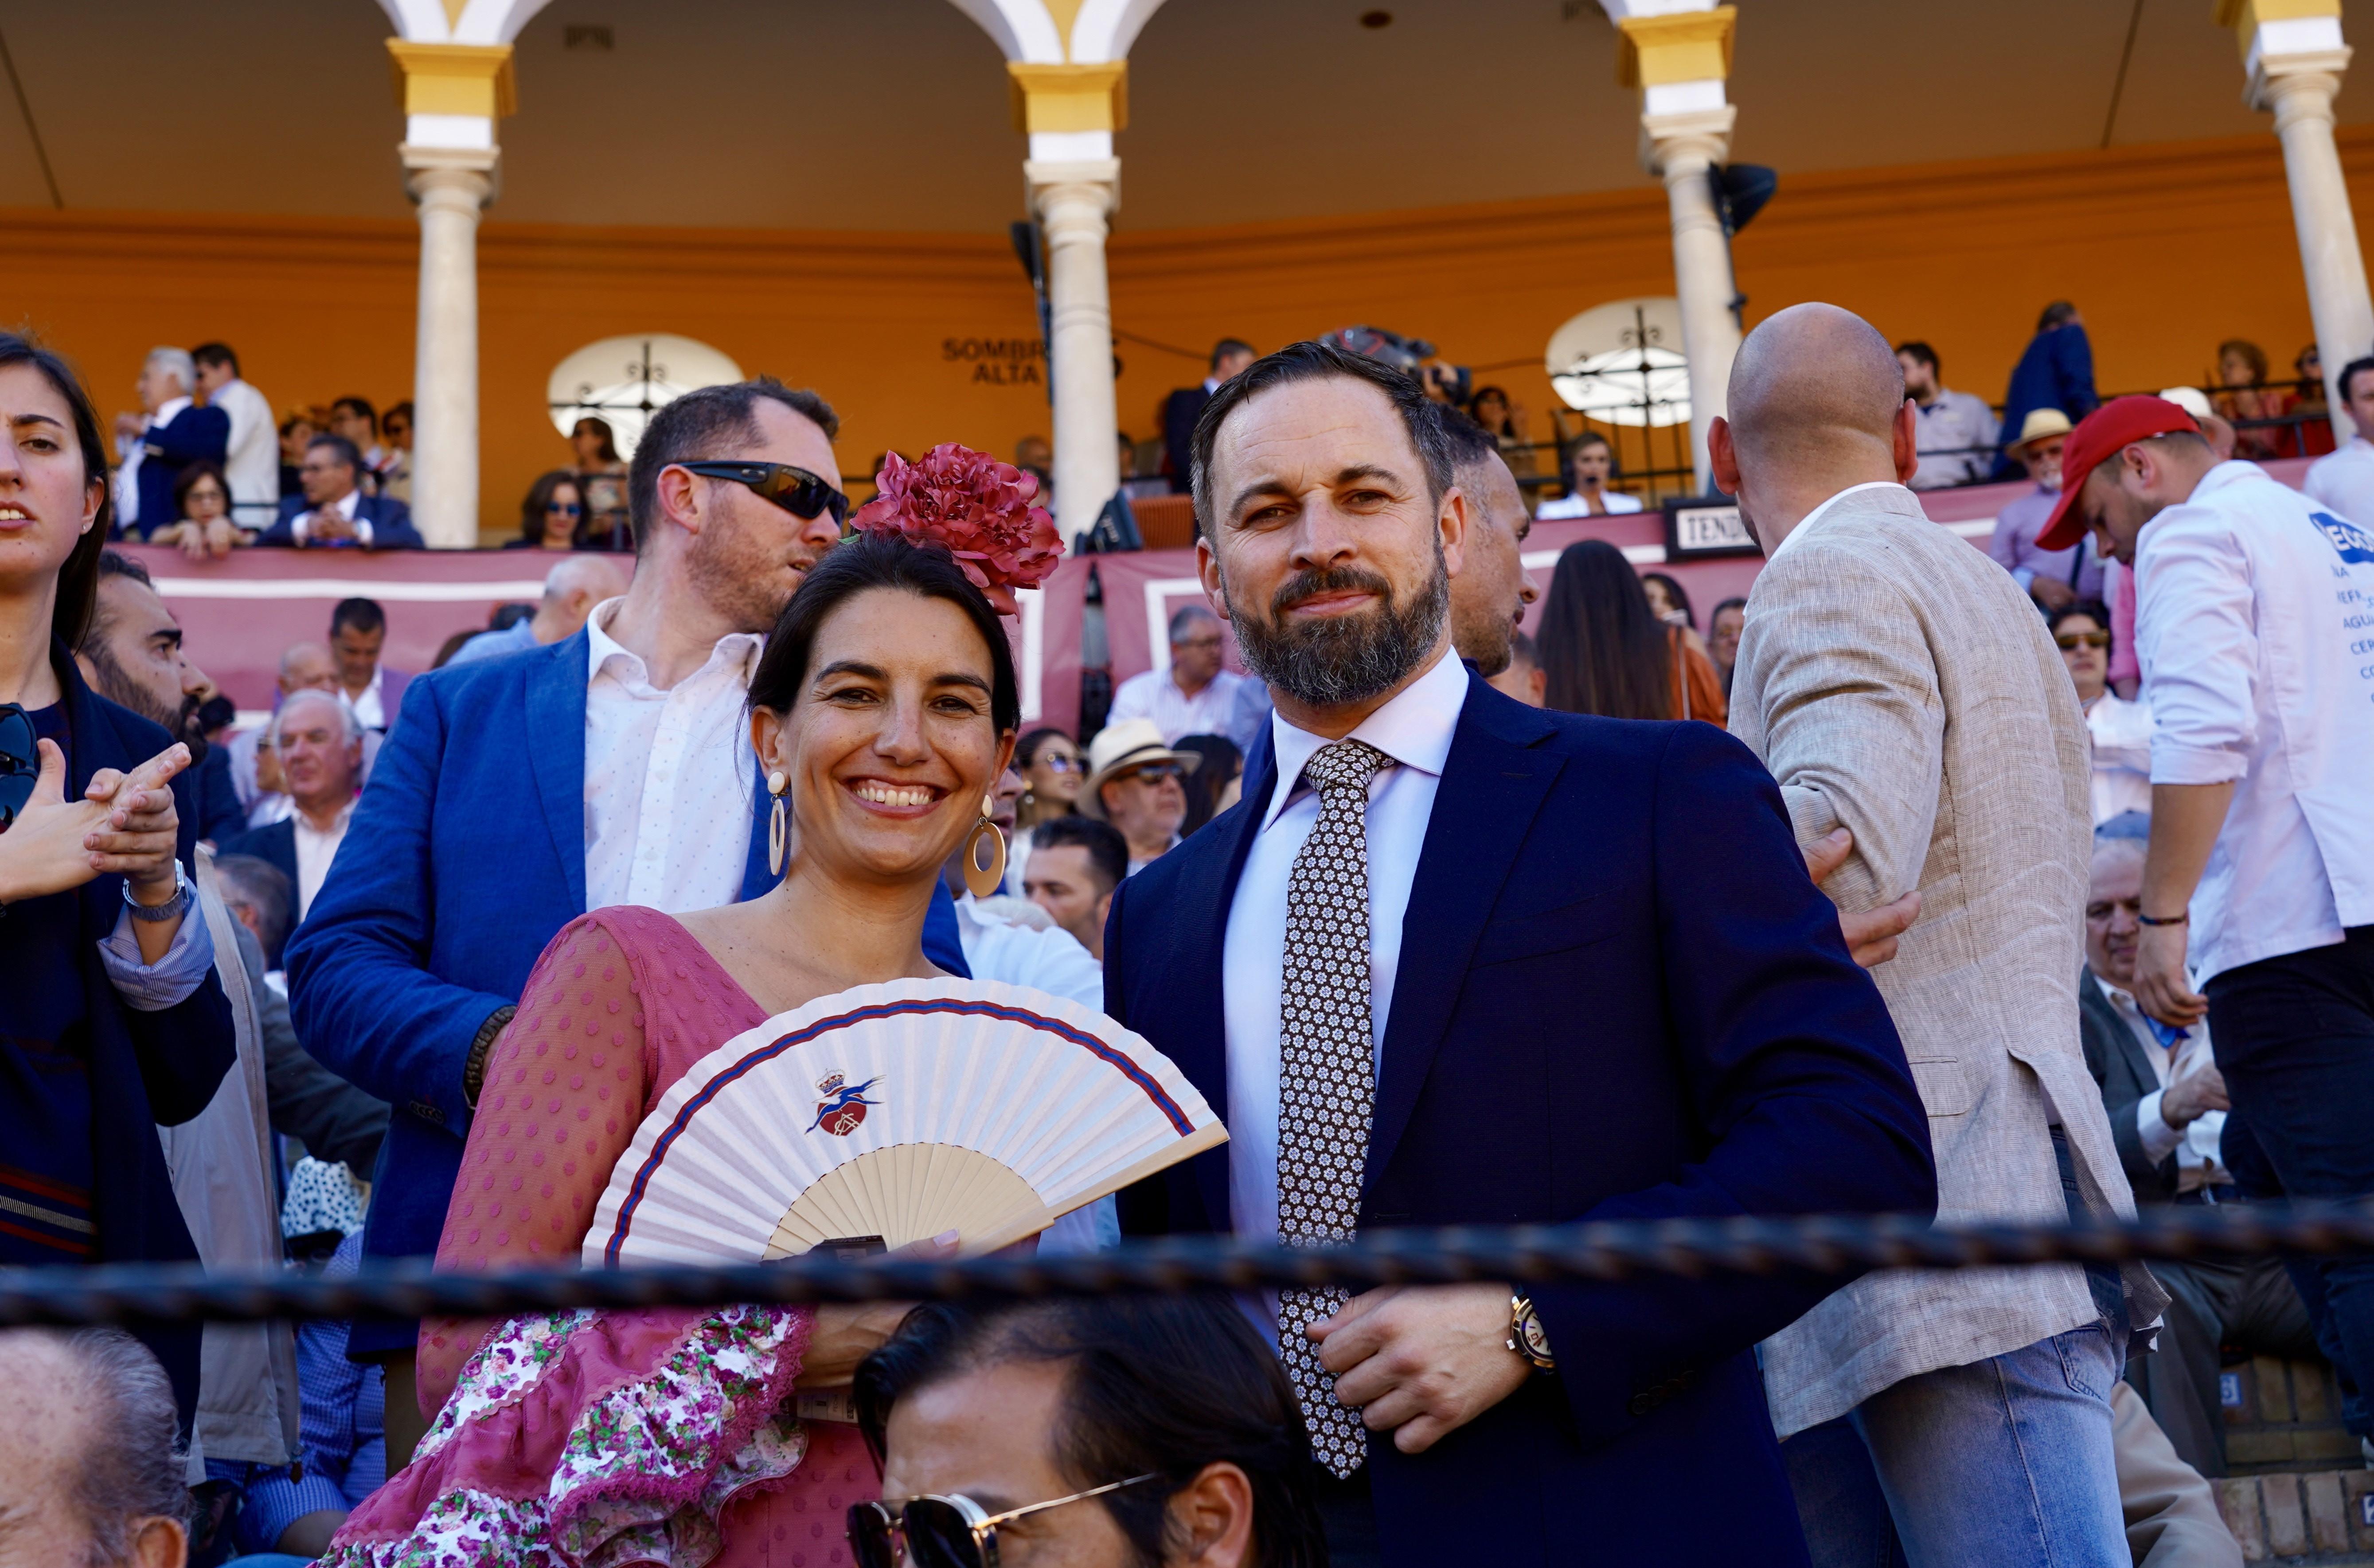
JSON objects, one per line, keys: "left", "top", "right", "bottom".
{"left": 1508, "top": 1294, "right": 1556, "bottom": 1373}
{"left": 123, "top": 861, "right": 194, "bottom": 923}
{"left": 462, "top": 1004, "right": 517, "bottom": 1111}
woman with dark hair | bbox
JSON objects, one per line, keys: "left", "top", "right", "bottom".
{"left": 331, "top": 450, "right": 1066, "bottom": 1566}
{"left": 1535, "top": 539, "right": 1725, "bottom": 725}
{"left": 147, "top": 460, "right": 245, "bottom": 559}
{"left": 1173, "top": 733, "right": 1244, "bottom": 835}
{"left": 1535, "top": 430, "right": 1643, "bottom": 518}
{"left": 507, "top": 468, "right": 587, "bottom": 550}
{"left": 1464, "top": 384, "right": 1537, "bottom": 478}
{"left": 571, "top": 416, "right": 631, "bottom": 548}
{"left": 1006, "top": 725, "right": 1083, "bottom": 895}
{"left": 0, "top": 332, "right": 235, "bottom": 1437}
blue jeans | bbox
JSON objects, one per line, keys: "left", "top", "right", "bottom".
{"left": 1785, "top": 1326, "right": 2127, "bottom": 1568}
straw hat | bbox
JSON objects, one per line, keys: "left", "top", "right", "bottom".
{"left": 2011, "top": 407, "right": 2073, "bottom": 452}
{"left": 1079, "top": 718, "right": 1199, "bottom": 819}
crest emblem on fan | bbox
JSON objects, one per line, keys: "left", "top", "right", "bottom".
{"left": 587, "top": 978, "right": 1227, "bottom": 1263}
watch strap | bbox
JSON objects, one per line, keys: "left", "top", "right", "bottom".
{"left": 462, "top": 1004, "right": 518, "bottom": 1111}
{"left": 123, "top": 861, "right": 193, "bottom": 922}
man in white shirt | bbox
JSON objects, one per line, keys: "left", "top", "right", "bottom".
{"left": 2055, "top": 393, "right": 2374, "bottom": 1437}
{"left": 327, "top": 599, "right": 408, "bottom": 735}
{"left": 2305, "top": 353, "right": 2374, "bottom": 525}
{"left": 1107, "top": 606, "right": 1251, "bottom": 744}
{"left": 229, "top": 643, "right": 338, "bottom": 828}
{"left": 220, "top": 690, "right": 360, "bottom": 922}
{"left": 2076, "top": 835, "right": 2317, "bottom": 1478}
{"left": 191, "top": 342, "right": 278, "bottom": 531}
{"left": 1896, "top": 341, "right": 1999, "bottom": 490}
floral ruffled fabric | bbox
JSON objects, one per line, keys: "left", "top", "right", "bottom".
{"left": 323, "top": 1301, "right": 814, "bottom": 1568}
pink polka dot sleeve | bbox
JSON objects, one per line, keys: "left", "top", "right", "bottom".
{"left": 417, "top": 912, "right": 651, "bottom": 1412}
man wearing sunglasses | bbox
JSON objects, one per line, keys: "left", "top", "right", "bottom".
{"left": 2050, "top": 604, "right": 2151, "bottom": 825}
{"left": 289, "top": 378, "right": 979, "bottom": 1470}
{"left": 1079, "top": 718, "right": 1195, "bottom": 875}
{"left": 854, "top": 1293, "right": 1327, "bottom": 1568}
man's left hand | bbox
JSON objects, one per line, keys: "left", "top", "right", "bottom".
{"left": 1311, "top": 1283, "right": 1530, "bottom": 1454}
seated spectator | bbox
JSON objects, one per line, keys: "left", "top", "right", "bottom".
{"left": 1486, "top": 627, "right": 1546, "bottom": 706}
{"left": 0, "top": 1328, "right": 193, "bottom": 1568}
{"left": 507, "top": 468, "right": 589, "bottom": 550}
{"left": 256, "top": 436, "right": 423, "bottom": 550}
{"left": 145, "top": 462, "right": 249, "bottom": 561}
{"left": 1080, "top": 718, "right": 1195, "bottom": 875}
{"left": 219, "top": 690, "right": 360, "bottom": 939}
{"left": 1709, "top": 595, "right": 1747, "bottom": 697}
{"left": 1466, "top": 384, "right": 1538, "bottom": 479}
{"left": 227, "top": 642, "right": 337, "bottom": 827}
{"left": 328, "top": 395, "right": 386, "bottom": 479}
{"left": 276, "top": 410, "right": 318, "bottom": 500}
{"left": 2305, "top": 353, "right": 2374, "bottom": 524}
{"left": 113, "top": 347, "right": 228, "bottom": 541}
{"left": 1897, "top": 339, "right": 1999, "bottom": 489}
{"left": 446, "top": 554, "right": 627, "bottom": 667}
{"left": 1165, "top": 338, "right": 1257, "bottom": 491}
{"left": 212, "top": 854, "right": 293, "bottom": 977}
{"left": 1108, "top": 605, "right": 1252, "bottom": 744}
{"left": 1022, "top": 814, "right": 1127, "bottom": 962}
{"left": 1174, "top": 733, "right": 1244, "bottom": 835}
{"left": 2078, "top": 835, "right": 2320, "bottom": 1478}
{"left": 1987, "top": 409, "right": 2105, "bottom": 609}
{"left": 379, "top": 399, "right": 414, "bottom": 505}
{"left": 854, "top": 1293, "right": 1327, "bottom": 1568}
{"left": 1993, "top": 300, "right": 2097, "bottom": 479}
{"left": 190, "top": 342, "right": 278, "bottom": 533}
{"left": 327, "top": 597, "right": 410, "bottom": 732}
{"left": 1537, "top": 539, "right": 1724, "bottom": 724}
{"left": 1534, "top": 430, "right": 1642, "bottom": 517}
{"left": 2214, "top": 338, "right": 2291, "bottom": 461}
{"left": 2054, "top": 604, "right": 2152, "bottom": 824}
{"left": 570, "top": 416, "right": 631, "bottom": 547}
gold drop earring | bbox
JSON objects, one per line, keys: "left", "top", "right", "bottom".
{"left": 961, "top": 791, "right": 1007, "bottom": 898}
{"left": 767, "top": 769, "right": 789, "bottom": 877}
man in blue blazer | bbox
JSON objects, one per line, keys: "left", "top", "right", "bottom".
{"left": 1106, "top": 342, "right": 1937, "bottom": 1568}
{"left": 285, "top": 377, "right": 974, "bottom": 1465}
{"left": 255, "top": 434, "right": 422, "bottom": 550}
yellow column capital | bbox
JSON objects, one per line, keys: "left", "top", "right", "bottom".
{"left": 386, "top": 40, "right": 519, "bottom": 120}
{"left": 2216, "top": 0, "right": 2343, "bottom": 56}
{"left": 1007, "top": 60, "right": 1128, "bottom": 135}
{"left": 1615, "top": 5, "right": 1736, "bottom": 89}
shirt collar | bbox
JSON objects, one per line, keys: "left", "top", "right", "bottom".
{"left": 585, "top": 595, "right": 763, "bottom": 691}
{"left": 1260, "top": 648, "right": 1468, "bottom": 832}
{"left": 322, "top": 487, "right": 359, "bottom": 521}
{"left": 1767, "top": 481, "right": 1911, "bottom": 562}
{"left": 152, "top": 396, "right": 192, "bottom": 426}
{"left": 295, "top": 800, "right": 355, "bottom": 837}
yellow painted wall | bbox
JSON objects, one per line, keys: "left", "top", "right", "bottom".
{"left": 4, "top": 128, "right": 2364, "bottom": 542}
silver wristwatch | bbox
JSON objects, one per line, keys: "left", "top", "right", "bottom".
{"left": 123, "top": 860, "right": 194, "bottom": 923}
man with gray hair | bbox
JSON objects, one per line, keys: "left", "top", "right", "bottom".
{"left": 0, "top": 1328, "right": 192, "bottom": 1568}
{"left": 446, "top": 554, "right": 629, "bottom": 666}
{"left": 1109, "top": 602, "right": 1253, "bottom": 746}
{"left": 1711, "top": 302, "right": 2159, "bottom": 1565}
{"left": 219, "top": 689, "right": 362, "bottom": 929}
{"left": 112, "top": 347, "right": 228, "bottom": 539}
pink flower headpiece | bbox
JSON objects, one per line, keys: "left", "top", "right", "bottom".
{"left": 848, "top": 443, "right": 1063, "bottom": 616}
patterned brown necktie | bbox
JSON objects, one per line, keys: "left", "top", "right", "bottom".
{"left": 1275, "top": 737, "right": 1394, "bottom": 1478}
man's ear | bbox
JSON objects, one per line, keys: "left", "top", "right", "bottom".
{"left": 1707, "top": 415, "right": 1741, "bottom": 496}
{"left": 1891, "top": 399, "right": 1920, "bottom": 484}
{"left": 1437, "top": 484, "right": 1469, "bottom": 581}
{"left": 127, "top": 1515, "right": 187, "bottom": 1568}
{"left": 655, "top": 464, "right": 705, "bottom": 542}
{"left": 73, "top": 650, "right": 101, "bottom": 688}
{"left": 1166, "top": 1462, "right": 1256, "bottom": 1568}
{"left": 1195, "top": 536, "right": 1230, "bottom": 624}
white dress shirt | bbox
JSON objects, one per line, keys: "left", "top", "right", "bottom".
{"left": 1222, "top": 648, "right": 1468, "bottom": 1254}
{"left": 292, "top": 802, "right": 355, "bottom": 920}
{"left": 582, "top": 598, "right": 763, "bottom": 913}
{"left": 2304, "top": 432, "right": 2374, "bottom": 528}
{"left": 211, "top": 378, "right": 279, "bottom": 526}
{"left": 1767, "top": 481, "right": 1911, "bottom": 562}
{"left": 1534, "top": 489, "right": 1643, "bottom": 519}
{"left": 113, "top": 395, "right": 193, "bottom": 529}
{"left": 2135, "top": 461, "right": 2374, "bottom": 983}
{"left": 290, "top": 486, "right": 368, "bottom": 549}
{"left": 338, "top": 658, "right": 387, "bottom": 733}
{"left": 1108, "top": 666, "right": 1253, "bottom": 745}
{"left": 2082, "top": 691, "right": 2155, "bottom": 825}
{"left": 2092, "top": 975, "right": 2227, "bottom": 1191}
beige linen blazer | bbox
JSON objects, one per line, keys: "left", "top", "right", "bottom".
{"left": 1730, "top": 483, "right": 2164, "bottom": 1436}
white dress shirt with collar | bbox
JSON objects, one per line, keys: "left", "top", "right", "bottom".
{"left": 1107, "top": 666, "right": 1253, "bottom": 745}
{"left": 2083, "top": 691, "right": 2155, "bottom": 825}
{"left": 582, "top": 597, "right": 764, "bottom": 913}
{"left": 2305, "top": 432, "right": 2374, "bottom": 527}
{"left": 2092, "top": 974, "right": 2227, "bottom": 1190}
{"left": 1222, "top": 648, "right": 1468, "bottom": 1255}
{"left": 292, "top": 801, "right": 355, "bottom": 920}
{"left": 338, "top": 658, "right": 387, "bottom": 733}
{"left": 290, "top": 485, "right": 368, "bottom": 549}
{"left": 1766, "top": 480, "right": 1911, "bottom": 563}
{"left": 2136, "top": 460, "right": 2374, "bottom": 982}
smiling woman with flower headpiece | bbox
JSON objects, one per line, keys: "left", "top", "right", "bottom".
{"left": 321, "top": 448, "right": 1224, "bottom": 1568}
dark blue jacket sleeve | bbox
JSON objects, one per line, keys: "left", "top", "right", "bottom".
{"left": 1530, "top": 723, "right": 1937, "bottom": 1443}
{"left": 366, "top": 500, "right": 424, "bottom": 550}
{"left": 146, "top": 405, "right": 230, "bottom": 466}
{"left": 125, "top": 969, "right": 236, "bottom": 1127}
{"left": 2056, "top": 327, "right": 2099, "bottom": 417}
{"left": 286, "top": 676, "right": 509, "bottom": 1131}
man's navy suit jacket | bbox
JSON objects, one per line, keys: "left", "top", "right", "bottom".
{"left": 216, "top": 817, "right": 298, "bottom": 964}
{"left": 256, "top": 492, "right": 426, "bottom": 550}
{"left": 132, "top": 402, "right": 229, "bottom": 535}
{"left": 1106, "top": 675, "right": 1937, "bottom": 1568}
{"left": 286, "top": 629, "right": 972, "bottom": 1308}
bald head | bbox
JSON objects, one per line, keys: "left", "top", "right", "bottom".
{"left": 532, "top": 553, "right": 628, "bottom": 644}
{"left": 277, "top": 640, "right": 336, "bottom": 696}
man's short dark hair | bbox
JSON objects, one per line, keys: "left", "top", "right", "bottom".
{"left": 331, "top": 396, "right": 377, "bottom": 433}
{"left": 190, "top": 342, "right": 239, "bottom": 376}
{"left": 1029, "top": 814, "right": 1127, "bottom": 895}
{"left": 330, "top": 596, "right": 385, "bottom": 639}
{"left": 1210, "top": 338, "right": 1254, "bottom": 371}
{"left": 1894, "top": 341, "right": 1939, "bottom": 374}
{"left": 1427, "top": 402, "right": 1499, "bottom": 473}
{"left": 627, "top": 378, "right": 841, "bottom": 553}
{"left": 2339, "top": 355, "right": 2374, "bottom": 405}
{"left": 2038, "top": 301, "right": 2078, "bottom": 332}
{"left": 307, "top": 433, "right": 363, "bottom": 478}
{"left": 1190, "top": 339, "right": 1453, "bottom": 538}
{"left": 214, "top": 853, "right": 293, "bottom": 960}
{"left": 97, "top": 548, "right": 152, "bottom": 590}
{"left": 856, "top": 1293, "right": 1326, "bottom": 1568}
{"left": 79, "top": 550, "right": 154, "bottom": 655}
{"left": 1166, "top": 604, "right": 1220, "bottom": 644}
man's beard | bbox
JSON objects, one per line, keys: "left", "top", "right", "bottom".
{"left": 1222, "top": 546, "right": 1449, "bottom": 710}
{"left": 86, "top": 647, "right": 206, "bottom": 764}
{"left": 686, "top": 516, "right": 820, "bottom": 633}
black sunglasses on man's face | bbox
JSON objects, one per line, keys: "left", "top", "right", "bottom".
{"left": 678, "top": 460, "right": 851, "bottom": 528}
{"left": 0, "top": 704, "right": 37, "bottom": 830}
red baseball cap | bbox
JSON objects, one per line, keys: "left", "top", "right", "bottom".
{"left": 2036, "top": 395, "right": 2202, "bottom": 551}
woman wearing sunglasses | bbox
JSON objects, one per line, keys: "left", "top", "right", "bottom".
{"left": 326, "top": 448, "right": 1063, "bottom": 1568}
{"left": 0, "top": 332, "right": 235, "bottom": 1435}
{"left": 508, "top": 468, "right": 590, "bottom": 550}
{"left": 2053, "top": 602, "right": 2153, "bottom": 825}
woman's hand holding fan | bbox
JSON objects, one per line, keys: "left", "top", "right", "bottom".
{"left": 795, "top": 1229, "right": 958, "bottom": 1389}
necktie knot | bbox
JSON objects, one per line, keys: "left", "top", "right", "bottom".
{"left": 1303, "top": 739, "right": 1391, "bottom": 797}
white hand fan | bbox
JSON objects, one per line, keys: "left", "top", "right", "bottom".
{"left": 586, "top": 978, "right": 1226, "bottom": 1264}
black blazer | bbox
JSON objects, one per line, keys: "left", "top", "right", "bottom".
{"left": 2077, "top": 964, "right": 2180, "bottom": 1204}
{"left": 1161, "top": 384, "right": 1211, "bottom": 493}
{"left": 255, "top": 491, "right": 425, "bottom": 550}
{"left": 51, "top": 645, "right": 238, "bottom": 1434}
{"left": 217, "top": 818, "right": 298, "bottom": 964}
{"left": 1106, "top": 676, "right": 1936, "bottom": 1568}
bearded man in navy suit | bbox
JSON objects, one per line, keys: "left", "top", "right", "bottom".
{"left": 1105, "top": 340, "right": 1937, "bottom": 1568}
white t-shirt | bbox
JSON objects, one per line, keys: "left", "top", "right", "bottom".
{"left": 1534, "top": 489, "right": 1644, "bottom": 519}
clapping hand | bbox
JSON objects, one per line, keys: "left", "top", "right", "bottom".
{"left": 307, "top": 508, "right": 358, "bottom": 546}
{"left": 0, "top": 739, "right": 189, "bottom": 905}
{"left": 1803, "top": 827, "right": 1921, "bottom": 968}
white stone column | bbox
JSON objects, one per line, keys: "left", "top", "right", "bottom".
{"left": 2266, "top": 65, "right": 2372, "bottom": 442}
{"left": 401, "top": 146, "right": 497, "bottom": 549}
{"left": 1027, "top": 160, "right": 1122, "bottom": 544}
{"left": 1643, "top": 109, "right": 1741, "bottom": 494}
